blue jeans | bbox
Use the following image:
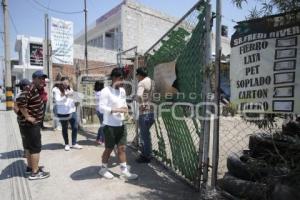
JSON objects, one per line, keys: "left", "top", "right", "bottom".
{"left": 96, "top": 111, "right": 105, "bottom": 141}
{"left": 139, "top": 113, "right": 155, "bottom": 158}
{"left": 53, "top": 105, "right": 61, "bottom": 129}
{"left": 58, "top": 112, "right": 78, "bottom": 145}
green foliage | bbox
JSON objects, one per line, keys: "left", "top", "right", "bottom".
{"left": 232, "top": 0, "right": 300, "bottom": 19}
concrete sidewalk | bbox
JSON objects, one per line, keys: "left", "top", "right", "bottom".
{"left": 0, "top": 111, "right": 199, "bottom": 200}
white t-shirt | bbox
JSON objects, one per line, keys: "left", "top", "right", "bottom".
{"left": 54, "top": 88, "right": 76, "bottom": 115}
{"left": 137, "top": 77, "right": 154, "bottom": 113}
{"left": 99, "top": 86, "right": 127, "bottom": 127}
{"left": 52, "top": 87, "right": 60, "bottom": 103}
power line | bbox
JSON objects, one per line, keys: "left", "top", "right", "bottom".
{"left": 26, "top": 0, "right": 47, "bottom": 13}
{"left": 8, "top": 10, "right": 18, "bottom": 34}
{"left": 46, "top": 0, "right": 52, "bottom": 13}
{"left": 31, "top": 0, "right": 83, "bottom": 15}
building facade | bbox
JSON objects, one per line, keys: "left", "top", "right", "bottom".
{"left": 75, "top": 0, "right": 177, "bottom": 54}
{"left": 13, "top": 35, "right": 116, "bottom": 88}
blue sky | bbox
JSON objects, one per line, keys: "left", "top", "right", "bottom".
{"left": 0, "top": 0, "right": 259, "bottom": 80}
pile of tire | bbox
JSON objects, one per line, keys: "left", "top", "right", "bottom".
{"left": 218, "top": 121, "right": 300, "bottom": 200}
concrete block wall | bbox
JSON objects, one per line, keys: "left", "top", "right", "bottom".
{"left": 74, "top": 44, "right": 117, "bottom": 64}
{"left": 121, "top": 2, "right": 176, "bottom": 54}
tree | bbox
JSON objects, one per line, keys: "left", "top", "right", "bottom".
{"left": 232, "top": 0, "right": 300, "bottom": 19}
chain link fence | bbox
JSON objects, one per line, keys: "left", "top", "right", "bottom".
{"left": 217, "top": 114, "right": 284, "bottom": 177}
{"left": 124, "top": 0, "right": 210, "bottom": 189}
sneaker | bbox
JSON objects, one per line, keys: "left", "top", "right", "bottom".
{"left": 71, "top": 144, "right": 83, "bottom": 149}
{"left": 65, "top": 145, "right": 70, "bottom": 151}
{"left": 28, "top": 169, "right": 50, "bottom": 180}
{"left": 96, "top": 140, "right": 103, "bottom": 145}
{"left": 121, "top": 170, "right": 138, "bottom": 180}
{"left": 25, "top": 166, "right": 44, "bottom": 176}
{"left": 98, "top": 167, "right": 114, "bottom": 179}
{"left": 136, "top": 156, "right": 151, "bottom": 163}
{"left": 25, "top": 167, "right": 32, "bottom": 175}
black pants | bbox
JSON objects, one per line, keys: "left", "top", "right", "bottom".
{"left": 58, "top": 113, "right": 78, "bottom": 145}
{"left": 19, "top": 124, "right": 42, "bottom": 154}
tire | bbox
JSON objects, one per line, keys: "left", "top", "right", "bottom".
{"left": 227, "top": 151, "right": 253, "bottom": 181}
{"left": 218, "top": 173, "right": 267, "bottom": 200}
{"left": 249, "top": 133, "right": 292, "bottom": 157}
{"left": 227, "top": 151, "right": 269, "bottom": 181}
{"left": 282, "top": 121, "right": 300, "bottom": 137}
{"left": 270, "top": 183, "right": 300, "bottom": 200}
{"left": 227, "top": 151, "right": 289, "bottom": 181}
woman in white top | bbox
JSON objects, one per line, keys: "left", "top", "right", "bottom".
{"left": 54, "top": 77, "right": 82, "bottom": 151}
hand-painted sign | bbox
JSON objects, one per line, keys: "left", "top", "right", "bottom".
{"left": 230, "top": 10, "right": 300, "bottom": 113}
{"left": 51, "top": 17, "right": 73, "bottom": 65}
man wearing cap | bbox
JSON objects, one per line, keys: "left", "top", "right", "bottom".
{"left": 16, "top": 70, "right": 50, "bottom": 180}
{"left": 135, "top": 67, "right": 155, "bottom": 163}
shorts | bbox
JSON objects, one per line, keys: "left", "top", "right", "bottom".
{"left": 19, "top": 124, "right": 42, "bottom": 154}
{"left": 104, "top": 125, "right": 127, "bottom": 149}
{"left": 18, "top": 124, "right": 27, "bottom": 151}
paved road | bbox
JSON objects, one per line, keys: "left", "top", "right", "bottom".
{"left": 0, "top": 111, "right": 199, "bottom": 200}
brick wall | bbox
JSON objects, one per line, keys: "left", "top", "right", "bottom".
{"left": 52, "top": 60, "right": 116, "bottom": 88}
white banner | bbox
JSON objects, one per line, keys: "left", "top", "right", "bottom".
{"left": 51, "top": 17, "right": 73, "bottom": 65}
{"left": 230, "top": 11, "right": 300, "bottom": 113}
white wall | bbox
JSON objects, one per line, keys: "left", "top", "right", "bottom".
{"left": 73, "top": 44, "right": 117, "bottom": 64}
{"left": 74, "top": 10, "right": 122, "bottom": 47}
{"left": 121, "top": 2, "right": 176, "bottom": 53}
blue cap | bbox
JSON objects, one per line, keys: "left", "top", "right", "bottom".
{"left": 17, "top": 79, "right": 31, "bottom": 87}
{"left": 32, "top": 70, "right": 48, "bottom": 79}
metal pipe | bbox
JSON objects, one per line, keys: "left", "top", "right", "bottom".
{"left": 144, "top": 0, "right": 203, "bottom": 55}
{"left": 211, "top": 0, "right": 222, "bottom": 189}
{"left": 118, "top": 46, "right": 138, "bottom": 55}
{"left": 79, "top": 63, "right": 116, "bottom": 72}
{"left": 199, "top": 2, "right": 212, "bottom": 191}
{"left": 84, "top": 0, "right": 88, "bottom": 74}
{"left": 3, "top": 0, "right": 12, "bottom": 110}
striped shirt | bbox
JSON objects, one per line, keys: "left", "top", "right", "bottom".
{"left": 16, "top": 85, "right": 44, "bottom": 126}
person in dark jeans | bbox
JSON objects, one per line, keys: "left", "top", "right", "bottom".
{"left": 135, "top": 68, "right": 155, "bottom": 163}
{"left": 138, "top": 112, "right": 155, "bottom": 161}
{"left": 94, "top": 81, "right": 105, "bottom": 145}
{"left": 57, "top": 112, "right": 79, "bottom": 149}
{"left": 54, "top": 77, "right": 82, "bottom": 151}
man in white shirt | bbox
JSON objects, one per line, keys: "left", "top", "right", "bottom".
{"left": 135, "top": 68, "right": 155, "bottom": 163}
{"left": 98, "top": 68, "right": 138, "bottom": 180}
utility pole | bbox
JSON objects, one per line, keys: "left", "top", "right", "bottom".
{"left": 84, "top": 0, "right": 88, "bottom": 74}
{"left": 45, "top": 14, "right": 50, "bottom": 78}
{"left": 211, "top": 0, "right": 222, "bottom": 189}
{"left": 45, "top": 14, "right": 52, "bottom": 113}
{"left": 2, "top": 0, "right": 12, "bottom": 111}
